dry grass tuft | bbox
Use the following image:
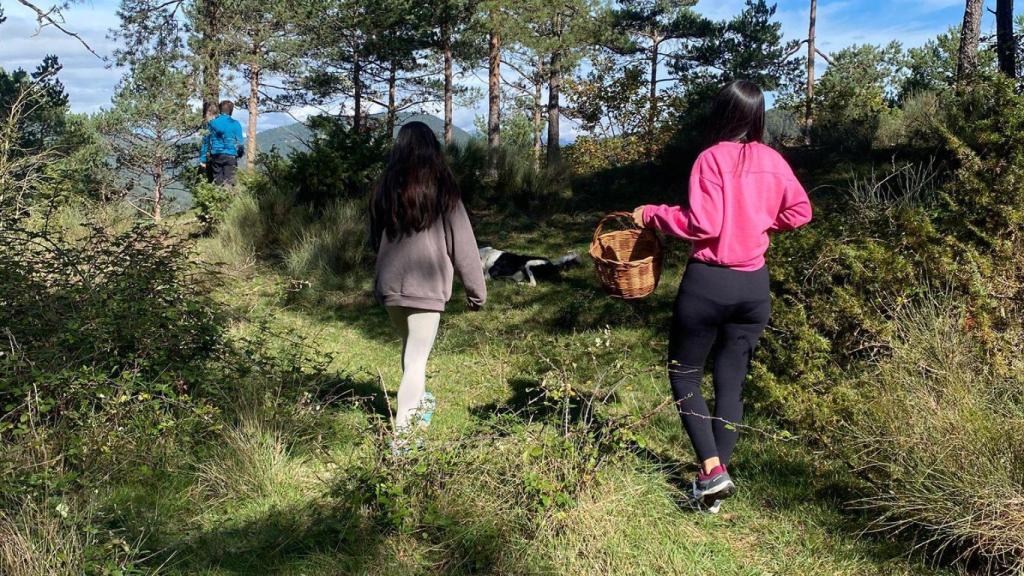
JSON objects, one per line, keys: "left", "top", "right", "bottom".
{"left": 845, "top": 301, "right": 1024, "bottom": 573}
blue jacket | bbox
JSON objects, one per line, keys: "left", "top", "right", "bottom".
{"left": 204, "top": 114, "right": 244, "bottom": 159}
{"left": 199, "top": 132, "right": 213, "bottom": 163}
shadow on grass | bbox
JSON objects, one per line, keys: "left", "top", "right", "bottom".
{"left": 151, "top": 479, "right": 511, "bottom": 575}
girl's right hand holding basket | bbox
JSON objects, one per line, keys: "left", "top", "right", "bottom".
{"left": 632, "top": 206, "right": 647, "bottom": 228}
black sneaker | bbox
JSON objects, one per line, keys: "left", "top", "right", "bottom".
{"left": 692, "top": 465, "right": 736, "bottom": 507}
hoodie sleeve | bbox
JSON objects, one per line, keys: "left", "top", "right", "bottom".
{"left": 641, "top": 155, "right": 724, "bottom": 241}
{"left": 771, "top": 177, "right": 813, "bottom": 232}
{"left": 444, "top": 200, "right": 487, "bottom": 308}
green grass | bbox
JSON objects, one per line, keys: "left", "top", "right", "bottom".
{"left": 122, "top": 208, "right": 961, "bottom": 576}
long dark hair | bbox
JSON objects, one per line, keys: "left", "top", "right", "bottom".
{"left": 371, "top": 121, "right": 460, "bottom": 244}
{"left": 706, "top": 80, "right": 765, "bottom": 146}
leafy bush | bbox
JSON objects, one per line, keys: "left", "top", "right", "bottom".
{"left": 0, "top": 219, "right": 226, "bottom": 497}
{"left": 841, "top": 303, "right": 1024, "bottom": 573}
{"left": 191, "top": 180, "right": 233, "bottom": 234}
{"left": 564, "top": 135, "right": 647, "bottom": 176}
{"left": 284, "top": 116, "right": 389, "bottom": 207}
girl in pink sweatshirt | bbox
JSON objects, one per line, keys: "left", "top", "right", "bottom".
{"left": 632, "top": 80, "right": 812, "bottom": 513}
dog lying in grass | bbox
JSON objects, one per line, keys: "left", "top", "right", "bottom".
{"left": 479, "top": 247, "right": 581, "bottom": 287}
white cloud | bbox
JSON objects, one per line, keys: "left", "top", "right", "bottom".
{"left": 1, "top": 4, "right": 121, "bottom": 113}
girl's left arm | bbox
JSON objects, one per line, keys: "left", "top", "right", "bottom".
{"left": 771, "top": 178, "right": 813, "bottom": 232}
{"left": 446, "top": 201, "right": 487, "bottom": 309}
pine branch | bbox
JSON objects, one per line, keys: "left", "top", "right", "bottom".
{"left": 14, "top": 0, "right": 102, "bottom": 59}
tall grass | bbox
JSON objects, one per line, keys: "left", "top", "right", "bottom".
{"left": 843, "top": 302, "right": 1024, "bottom": 572}
{"left": 0, "top": 498, "right": 146, "bottom": 576}
{"left": 194, "top": 417, "right": 310, "bottom": 505}
{"left": 282, "top": 199, "right": 370, "bottom": 287}
{"left": 208, "top": 191, "right": 263, "bottom": 270}
{"left": 210, "top": 180, "right": 370, "bottom": 288}
{"left": 0, "top": 500, "right": 86, "bottom": 576}
{"left": 447, "top": 139, "right": 571, "bottom": 212}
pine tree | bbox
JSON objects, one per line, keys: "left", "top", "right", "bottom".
{"left": 520, "top": 0, "right": 600, "bottom": 165}
{"left": 102, "top": 57, "right": 197, "bottom": 221}
{"left": 957, "top": 0, "right": 984, "bottom": 83}
{"left": 425, "top": 0, "right": 484, "bottom": 144}
{"left": 363, "top": 3, "right": 443, "bottom": 140}
{"left": 680, "top": 0, "right": 801, "bottom": 91}
{"left": 996, "top": 0, "right": 1017, "bottom": 78}
{"left": 608, "top": 0, "right": 706, "bottom": 157}
{"left": 220, "top": 0, "right": 303, "bottom": 167}
{"left": 113, "top": 0, "right": 223, "bottom": 113}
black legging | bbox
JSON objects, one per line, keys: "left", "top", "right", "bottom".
{"left": 668, "top": 260, "right": 770, "bottom": 466}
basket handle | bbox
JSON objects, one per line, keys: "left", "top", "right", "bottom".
{"left": 592, "top": 211, "right": 640, "bottom": 249}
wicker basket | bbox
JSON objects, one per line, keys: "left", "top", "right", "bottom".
{"left": 590, "top": 212, "right": 663, "bottom": 300}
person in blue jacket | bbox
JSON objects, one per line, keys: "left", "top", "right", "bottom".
{"left": 202, "top": 100, "right": 245, "bottom": 186}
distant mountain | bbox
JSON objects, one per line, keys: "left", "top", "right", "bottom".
{"left": 255, "top": 112, "right": 474, "bottom": 158}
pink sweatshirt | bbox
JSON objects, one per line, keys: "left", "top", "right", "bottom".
{"left": 641, "top": 141, "right": 812, "bottom": 271}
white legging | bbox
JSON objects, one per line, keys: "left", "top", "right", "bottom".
{"left": 387, "top": 306, "right": 441, "bottom": 432}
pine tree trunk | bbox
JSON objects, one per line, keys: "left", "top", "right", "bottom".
{"left": 247, "top": 63, "right": 259, "bottom": 169}
{"left": 153, "top": 165, "right": 162, "bottom": 222}
{"left": 387, "top": 61, "right": 397, "bottom": 139}
{"left": 805, "top": 0, "right": 816, "bottom": 146}
{"left": 199, "top": 0, "right": 221, "bottom": 113}
{"left": 547, "top": 50, "right": 562, "bottom": 166}
{"left": 957, "top": 0, "right": 984, "bottom": 83}
{"left": 533, "top": 66, "right": 543, "bottom": 170}
{"left": 353, "top": 52, "right": 363, "bottom": 133}
{"left": 997, "top": 0, "right": 1017, "bottom": 78}
{"left": 487, "top": 28, "right": 501, "bottom": 154}
{"left": 443, "top": 24, "right": 454, "bottom": 145}
{"left": 647, "top": 33, "right": 660, "bottom": 159}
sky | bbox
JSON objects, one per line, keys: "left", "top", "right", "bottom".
{"left": 0, "top": 0, "right": 1011, "bottom": 136}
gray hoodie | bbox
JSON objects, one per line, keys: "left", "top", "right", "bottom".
{"left": 372, "top": 200, "right": 487, "bottom": 312}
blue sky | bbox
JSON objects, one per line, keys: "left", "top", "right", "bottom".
{"left": 0, "top": 0, "right": 1011, "bottom": 134}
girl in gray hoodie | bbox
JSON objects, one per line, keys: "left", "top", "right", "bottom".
{"left": 370, "top": 122, "right": 486, "bottom": 446}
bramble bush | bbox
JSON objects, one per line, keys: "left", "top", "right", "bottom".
{"left": 0, "top": 220, "right": 225, "bottom": 477}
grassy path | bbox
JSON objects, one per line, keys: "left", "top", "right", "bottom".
{"left": 127, "top": 211, "right": 952, "bottom": 575}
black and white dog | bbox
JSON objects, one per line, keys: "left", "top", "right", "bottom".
{"left": 479, "top": 247, "right": 581, "bottom": 287}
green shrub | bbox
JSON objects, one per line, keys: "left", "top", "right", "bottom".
{"left": 873, "top": 91, "right": 945, "bottom": 150}
{"left": 938, "top": 76, "right": 1024, "bottom": 255}
{"left": 840, "top": 303, "right": 1024, "bottom": 573}
{"left": 283, "top": 117, "right": 388, "bottom": 207}
{"left": 0, "top": 219, "right": 226, "bottom": 496}
{"left": 191, "top": 181, "right": 233, "bottom": 234}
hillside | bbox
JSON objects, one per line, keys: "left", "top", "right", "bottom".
{"left": 256, "top": 112, "right": 474, "bottom": 158}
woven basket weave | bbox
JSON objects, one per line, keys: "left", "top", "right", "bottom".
{"left": 589, "top": 212, "right": 663, "bottom": 300}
